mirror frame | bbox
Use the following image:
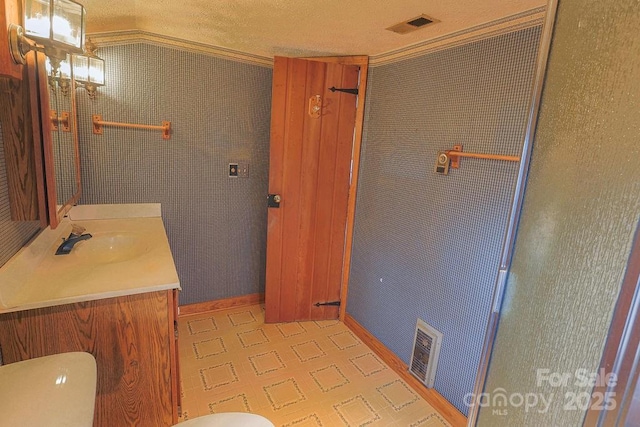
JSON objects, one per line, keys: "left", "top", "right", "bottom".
{"left": 1, "top": 1, "right": 80, "bottom": 231}
{"left": 0, "top": 51, "right": 47, "bottom": 226}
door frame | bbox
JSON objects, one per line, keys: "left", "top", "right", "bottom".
{"left": 299, "top": 55, "right": 369, "bottom": 321}
{"left": 466, "top": 2, "right": 558, "bottom": 424}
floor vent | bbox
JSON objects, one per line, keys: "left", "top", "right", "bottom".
{"left": 386, "top": 14, "right": 439, "bottom": 35}
{"left": 409, "top": 319, "right": 443, "bottom": 388}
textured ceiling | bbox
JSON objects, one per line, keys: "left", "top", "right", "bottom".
{"left": 77, "top": 0, "right": 546, "bottom": 59}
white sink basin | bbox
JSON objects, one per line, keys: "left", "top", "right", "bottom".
{"left": 73, "top": 231, "right": 151, "bottom": 263}
{"left": 0, "top": 352, "right": 97, "bottom": 427}
{"left": 0, "top": 216, "right": 180, "bottom": 313}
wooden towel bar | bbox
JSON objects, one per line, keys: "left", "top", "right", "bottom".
{"left": 92, "top": 114, "right": 171, "bottom": 140}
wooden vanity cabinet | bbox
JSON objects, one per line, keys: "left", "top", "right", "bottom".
{"left": 0, "top": 289, "right": 181, "bottom": 427}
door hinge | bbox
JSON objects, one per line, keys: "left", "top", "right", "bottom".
{"left": 329, "top": 86, "right": 358, "bottom": 96}
{"left": 314, "top": 301, "right": 341, "bottom": 307}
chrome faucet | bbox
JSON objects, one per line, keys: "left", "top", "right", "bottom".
{"left": 55, "top": 224, "right": 93, "bottom": 255}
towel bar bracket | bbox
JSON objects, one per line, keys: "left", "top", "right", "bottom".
{"left": 50, "top": 110, "right": 70, "bottom": 132}
{"left": 450, "top": 144, "right": 463, "bottom": 168}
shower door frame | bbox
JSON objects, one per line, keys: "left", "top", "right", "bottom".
{"left": 466, "top": 1, "right": 559, "bottom": 424}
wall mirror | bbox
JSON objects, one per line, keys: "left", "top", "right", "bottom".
{"left": 0, "top": 1, "right": 82, "bottom": 231}
{"left": 43, "top": 56, "right": 81, "bottom": 228}
{"left": 38, "top": 51, "right": 81, "bottom": 228}
{"left": 0, "top": 50, "right": 81, "bottom": 231}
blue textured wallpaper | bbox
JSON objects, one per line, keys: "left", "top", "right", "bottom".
{"left": 347, "top": 27, "right": 541, "bottom": 414}
{"left": 76, "top": 44, "right": 273, "bottom": 305}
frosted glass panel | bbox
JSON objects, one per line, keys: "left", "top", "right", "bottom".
{"left": 24, "top": 0, "right": 51, "bottom": 40}
{"left": 477, "top": 0, "right": 640, "bottom": 425}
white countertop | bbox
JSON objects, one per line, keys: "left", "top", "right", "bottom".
{"left": 0, "top": 205, "right": 180, "bottom": 313}
{"left": 0, "top": 352, "right": 97, "bottom": 427}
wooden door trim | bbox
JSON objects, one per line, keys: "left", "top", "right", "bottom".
{"left": 302, "top": 56, "right": 369, "bottom": 66}
{"left": 325, "top": 57, "right": 368, "bottom": 321}
{"left": 300, "top": 55, "right": 369, "bottom": 321}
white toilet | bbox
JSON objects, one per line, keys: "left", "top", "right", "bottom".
{"left": 175, "top": 412, "right": 274, "bottom": 427}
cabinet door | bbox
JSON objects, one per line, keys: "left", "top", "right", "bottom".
{"left": 0, "top": 291, "right": 176, "bottom": 427}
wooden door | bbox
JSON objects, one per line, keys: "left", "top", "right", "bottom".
{"left": 265, "top": 57, "right": 360, "bottom": 323}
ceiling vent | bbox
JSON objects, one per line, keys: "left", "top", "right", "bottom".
{"left": 386, "top": 14, "right": 438, "bottom": 35}
{"left": 409, "top": 319, "right": 443, "bottom": 388}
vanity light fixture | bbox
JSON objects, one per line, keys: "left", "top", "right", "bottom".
{"left": 45, "top": 54, "right": 71, "bottom": 95}
{"left": 8, "top": 0, "right": 86, "bottom": 76}
{"left": 73, "top": 39, "right": 105, "bottom": 99}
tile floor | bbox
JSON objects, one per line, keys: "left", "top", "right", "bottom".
{"left": 177, "top": 304, "right": 449, "bottom": 426}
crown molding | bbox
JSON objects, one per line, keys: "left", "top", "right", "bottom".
{"left": 87, "top": 30, "right": 274, "bottom": 68}
{"left": 369, "top": 6, "right": 546, "bottom": 67}
{"left": 87, "top": 7, "right": 545, "bottom": 70}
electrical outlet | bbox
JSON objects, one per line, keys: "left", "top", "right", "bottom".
{"left": 229, "top": 163, "right": 239, "bottom": 177}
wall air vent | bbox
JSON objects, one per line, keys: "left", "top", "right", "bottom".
{"left": 409, "top": 318, "right": 443, "bottom": 388}
{"left": 386, "top": 14, "right": 438, "bottom": 35}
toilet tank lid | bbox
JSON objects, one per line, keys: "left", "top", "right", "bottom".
{"left": 175, "top": 412, "right": 275, "bottom": 427}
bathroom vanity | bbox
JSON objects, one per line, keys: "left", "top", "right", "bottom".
{"left": 0, "top": 205, "right": 181, "bottom": 427}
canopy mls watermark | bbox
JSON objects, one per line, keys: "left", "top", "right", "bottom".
{"left": 465, "top": 368, "right": 618, "bottom": 416}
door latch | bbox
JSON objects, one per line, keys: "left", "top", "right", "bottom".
{"left": 267, "top": 194, "right": 281, "bottom": 208}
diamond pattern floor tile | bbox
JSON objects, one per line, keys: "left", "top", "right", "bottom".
{"left": 178, "top": 304, "right": 450, "bottom": 426}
